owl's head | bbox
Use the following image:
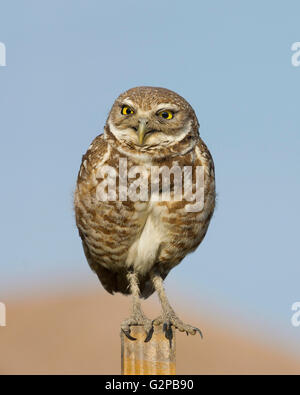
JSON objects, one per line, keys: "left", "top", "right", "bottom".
{"left": 105, "top": 87, "right": 199, "bottom": 157}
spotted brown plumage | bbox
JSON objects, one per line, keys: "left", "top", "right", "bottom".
{"left": 74, "top": 86, "right": 215, "bottom": 341}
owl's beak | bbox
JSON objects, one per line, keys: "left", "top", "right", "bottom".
{"left": 137, "top": 119, "right": 148, "bottom": 145}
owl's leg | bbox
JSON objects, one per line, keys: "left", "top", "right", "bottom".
{"left": 121, "top": 271, "right": 154, "bottom": 342}
{"left": 151, "top": 272, "right": 203, "bottom": 342}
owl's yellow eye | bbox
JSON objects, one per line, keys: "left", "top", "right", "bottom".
{"left": 158, "top": 110, "right": 174, "bottom": 120}
{"left": 121, "top": 105, "right": 134, "bottom": 115}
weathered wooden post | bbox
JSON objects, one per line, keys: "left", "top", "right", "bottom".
{"left": 121, "top": 325, "right": 176, "bottom": 375}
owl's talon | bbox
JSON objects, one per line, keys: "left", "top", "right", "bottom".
{"left": 121, "top": 312, "right": 153, "bottom": 342}
{"left": 144, "top": 325, "right": 154, "bottom": 343}
{"left": 122, "top": 328, "right": 136, "bottom": 341}
{"left": 162, "top": 322, "right": 173, "bottom": 347}
{"left": 195, "top": 328, "right": 203, "bottom": 339}
{"left": 158, "top": 312, "right": 203, "bottom": 339}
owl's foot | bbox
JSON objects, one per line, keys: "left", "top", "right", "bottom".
{"left": 154, "top": 314, "right": 203, "bottom": 342}
{"left": 151, "top": 272, "right": 203, "bottom": 343}
{"left": 121, "top": 314, "right": 154, "bottom": 343}
{"left": 122, "top": 271, "right": 155, "bottom": 342}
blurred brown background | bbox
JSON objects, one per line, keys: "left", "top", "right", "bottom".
{"left": 0, "top": 288, "right": 299, "bottom": 375}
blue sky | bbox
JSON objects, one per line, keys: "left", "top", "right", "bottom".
{"left": 0, "top": 1, "right": 299, "bottom": 354}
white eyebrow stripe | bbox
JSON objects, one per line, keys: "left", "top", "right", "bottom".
{"left": 122, "top": 99, "right": 135, "bottom": 108}
{"left": 155, "top": 103, "right": 179, "bottom": 111}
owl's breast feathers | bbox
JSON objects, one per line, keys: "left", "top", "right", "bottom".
{"left": 74, "top": 133, "right": 215, "bottom": 298}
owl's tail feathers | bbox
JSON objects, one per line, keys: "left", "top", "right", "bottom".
{"left": 93, "top": 266, "right": 169, "bottom": 299}
{"left": 139, "top": 279, "right": 155, "bottom": 299}
{"left": 139, "top": 268, "right": 169, "bottom": 299}
{"left": 93, "top": 263, "right": 157, "bottom": 299}
{"left": 96, "top": 268, "right": 157, "bottom": 298}
{"left": 94, "top": 265, "right": 131, "bottom": 296}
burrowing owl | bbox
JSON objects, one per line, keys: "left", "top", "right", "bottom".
{"left": 74, "top": 87, "right": 215, "bottom": 342}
